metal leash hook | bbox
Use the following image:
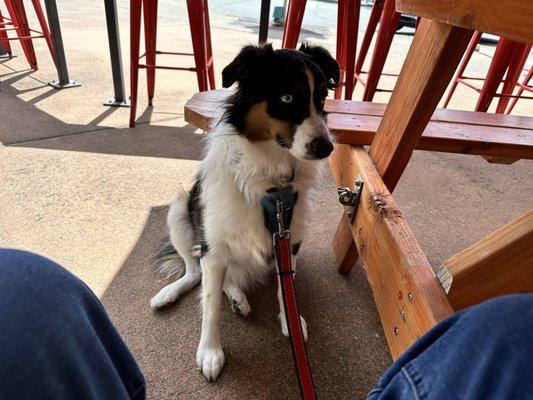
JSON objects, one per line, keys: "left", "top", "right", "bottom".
{"left": 274, "top": 199, "right": 291, "bottom": 241}
{"left": 337, "top": 179, "right": 364, "bottom": 223}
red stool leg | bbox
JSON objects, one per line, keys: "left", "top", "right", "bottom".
{"left": 475, "top": 38, "right": 516, "bottom": 112}
{"left": 334, "top": 0, "right": 346, "bottom": 99}
{"left": 129, "top": 0, "right": 142, "bottom": 128}
{"left": 281, "top": 0, "right": 307, "bottom": 49}
{"left": 143, "top": 0, "right": 158, "bottom": 106}
{"left": 31, "top": 0, "right": 56, "bottom": 61}
{"left": 354, "top": 0, "right": 384, "bottom": 83}
{"left": 506, "top": 67, "right": 532, "bottom": 114}
{"left": 496, "top": 43, "right": 531, "bottom": 113}
{"left": 5, "top": 0, "right": 38, "bottom": 69}
{"left": 203, "top": 0, "right": 215, "bottom": 90}
{"left": 0, "top": 10, "right": 13, "bottom": 56}
{"left": 343, "top": 0, "right": 360, "bottom": 100}
{"left": 443, "top": 30, "right": 482, "bottom": 108}
{"left": 362, "top": 0, "right": 399, "bottom": 102}
{"left": 187, "top": 0, "right": 208, "bottom": 92}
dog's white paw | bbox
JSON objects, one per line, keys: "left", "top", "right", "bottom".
{"left": 150, "top": 284, "right": 180, "bottom": 309}
{"left": 196, "top": 344, "right": 225, "bottom": 381}
{"left": 279, "top": 312, "right": 308, "bottom": 342}
{"left": 229, "top": 293, "right": 251, "bottom": 317}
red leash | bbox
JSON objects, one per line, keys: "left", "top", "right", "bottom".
{"left": 273, "top": 200, "right": 317, "bottom": 400}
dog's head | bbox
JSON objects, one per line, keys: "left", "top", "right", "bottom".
{"left": 222, "top": 43, "right": 340, "bottom": 160}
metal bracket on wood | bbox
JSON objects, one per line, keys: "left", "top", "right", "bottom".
{"left": 337, "top": 179, "right": 364, "bottom": 223}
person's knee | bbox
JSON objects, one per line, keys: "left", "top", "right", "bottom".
{"left": 0, "top": 248, "right": 91, "bottom": 310}
{"left": 462, "top": 294, "right": 533, "bottom": 340}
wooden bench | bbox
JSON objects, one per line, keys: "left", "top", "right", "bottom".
{"left": 185, "top": 90, "right": 533, "bottom": 163}
{"left": 184, "top": 0, "right": 533, "bottom": 359}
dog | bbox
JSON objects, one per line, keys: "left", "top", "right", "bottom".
{"left": 150, "top": 43, "right": 340, "bottom": 381}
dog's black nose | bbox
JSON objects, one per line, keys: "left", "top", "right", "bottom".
{"left": 307, "top": 136, "right": 334, "bottom": 159}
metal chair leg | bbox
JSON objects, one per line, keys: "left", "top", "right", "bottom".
{"left": 143, "top": 0, "right": 158, "bottom": 105}
{"left": 496, "top": 43, "right": 531, "bottom": 113}
{"left": 129, "top": 0, "right": 142, "bottom": 127}
{"left": 362, "top": 0, "right": 400, "bottom": 102}
{"left": 443, "top": 31, "right": 482, "bottom": 108}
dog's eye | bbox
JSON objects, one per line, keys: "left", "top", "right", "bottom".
{"left": 280, "top": 94, "right": 293, "bottom": 104}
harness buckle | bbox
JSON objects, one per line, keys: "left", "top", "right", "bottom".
{"left": 337, "top": 179, "right": 364, "bottom": 223}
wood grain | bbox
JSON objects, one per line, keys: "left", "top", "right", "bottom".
{"left": 329, "top": 144, "right": 453, "bottom": 359}
{"left": 369, "top": 19, "right": 472, "bottom": 191}
{"left": 445, "top": 211, "right": 533, "bottom": 310}
{"left": 396, "top": 0, "right": 533, "bottom": 44}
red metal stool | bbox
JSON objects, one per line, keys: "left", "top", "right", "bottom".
{"left": 1, "top": 0, "right": 55, "bottom": 69}
{"left": 282, "top": 0, "right": 360, "bottom": 100}
{"left": 0, "top": 9, "right": 13, "bottom": 57}
{"left": 129, "top": 0, "right": 215, "bottom": 128}
{"left": 443, "top": 34, "right": 532, "bottom": 113}
{"left": 351, "top": 0, "right": 401, "bottom": 101}
{"left": 506, "top": 67, "right": 532, "bottom": 114}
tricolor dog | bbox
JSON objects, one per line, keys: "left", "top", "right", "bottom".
{"left": 150, "top": 43, "right": 340, "bottom": 381}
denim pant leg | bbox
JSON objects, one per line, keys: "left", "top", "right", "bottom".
{"left": 0, "top": 249, "right": 145, "bottom": 400}
{"left": 367, "top": 294, "right": 533, "bottom": 400}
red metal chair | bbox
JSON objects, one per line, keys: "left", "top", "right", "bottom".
{"left": 130, "top": 0, "right": 215, "bottom": 127}
{"left": 506, "top": 67, "right": 532, "bottom": 114}
{"left": 282, "top": 0, "right": 360, "bottom": 100}
{"left": 443, "top": 33, "right": 532, "bottom": 113}
{"left": 1, "top": 0, "right": 55, "bottom": 69}
{"left": 355, "top": 0, "right": 400, "bottom": 102}
{"left": 0, "top": 9, "right": 13, "bottom": 57}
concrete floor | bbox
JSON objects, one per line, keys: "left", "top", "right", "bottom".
{"left": 1, "top": 1, "right": 532, "bottom": 399}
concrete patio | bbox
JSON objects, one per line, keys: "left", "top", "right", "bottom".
{"left": 1, "top": 1, "right": 531, "bottom": 398}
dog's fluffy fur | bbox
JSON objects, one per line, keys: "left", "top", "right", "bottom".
{"left": 150, "top": 43, "right": 339, "bottom": 381}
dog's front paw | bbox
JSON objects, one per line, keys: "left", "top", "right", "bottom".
{"left": 150, "top": 283, "right": 180, "bottom": 309}
{"left": 196, "top": 344, "right": 225, "bottom": 381}
{"left": 279, "top": 312, "right": 308, "bottom": 342}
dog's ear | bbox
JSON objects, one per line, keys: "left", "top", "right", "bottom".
{"left": 222, "top": 44, "right": 273, "bottom": 88}
{"left": 298, "top": 43, "right": 340, "bottom": 89}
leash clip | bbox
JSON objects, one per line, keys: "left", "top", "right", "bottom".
{"left": 274, "top": 199, "right": 291, "bottom": 241}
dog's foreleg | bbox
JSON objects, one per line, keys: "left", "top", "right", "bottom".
{"left": 197, "top": 253, "right": 226, "bottom": 381}
{"left": 277, "top": 255, "right": 308, "bottom": 341}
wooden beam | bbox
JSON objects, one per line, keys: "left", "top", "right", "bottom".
{"left": 187, "top": 90, "right": 533, "bottom": 131}
{"left": 329, "top": 114, "right": 533, "bottom": 160}
{"left": 331, "top": 216, "right": 359, "bottom": 274}
{"left": 369, "top": 19, "right": 473, "bottom": 191}
{"left": 184, "top": 92, "right": 533, "bottom": 161}
{"left": 333, "top": 19, "right": 472, "bottom": 274}
{"left": 396, "top": 0, "right": 533, "bottom": 44}
{"left": 330, "top": 144, "right": 454, "bottom": 358}
{"left": 444, "top": 211, "right": 533, "bottom": 310}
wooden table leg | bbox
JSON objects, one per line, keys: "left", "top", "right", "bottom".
{"left": 331, "top": 19, "right": 472, "bottom": 271}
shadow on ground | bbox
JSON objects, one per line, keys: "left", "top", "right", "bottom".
{"left": 100, "top": 197, "right": 390, "bottom": 399}
{"left": 1, "top": 72, "right": 204, "bottom": 161}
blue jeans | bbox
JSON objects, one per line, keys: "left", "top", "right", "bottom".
{"left": 0, "top": 249, "right": 145, "bottom": 400}
{"left": 0, "top": 249, "right": 531, "bottom": 399}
